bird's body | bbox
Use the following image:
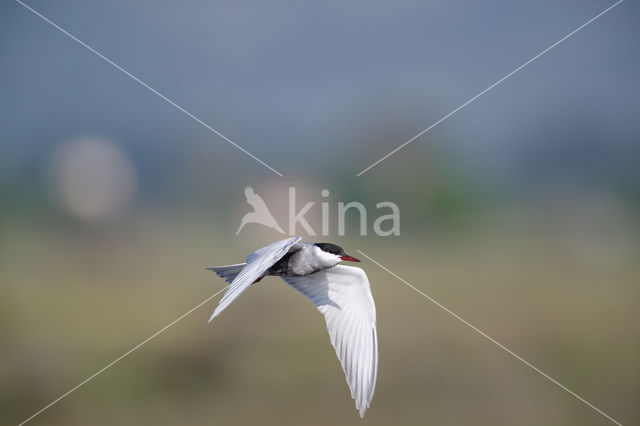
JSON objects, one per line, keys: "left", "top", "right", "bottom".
{"left": 265, "top": 241, "right": 352, "bottom": 276}
{"left": 207, "top": 237, "right": 378, "bottom": 417}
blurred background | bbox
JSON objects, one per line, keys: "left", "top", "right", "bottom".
{"left": 1, "top": 0, "right": 639, "bottom": 424}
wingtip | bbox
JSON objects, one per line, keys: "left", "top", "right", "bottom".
{"left": 355, "top": 399, "right": 369, "bottom": 418}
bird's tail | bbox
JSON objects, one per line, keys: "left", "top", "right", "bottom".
{"left": 235, "top": 218, "right": 247, "bottom": 236}
{"left": 206, "top": 263, "right": 247, "bottom": 285}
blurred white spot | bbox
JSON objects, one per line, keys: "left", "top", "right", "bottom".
{"left": 48, "top": 137, "right": 137, "bottom": 224}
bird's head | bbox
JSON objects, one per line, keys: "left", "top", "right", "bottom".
{"left": 314, "top": 243, "right": 360, "bottom": 266}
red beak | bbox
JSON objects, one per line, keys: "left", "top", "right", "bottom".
{"left": 340, "top": 254, "right": 360, "bottom": 262}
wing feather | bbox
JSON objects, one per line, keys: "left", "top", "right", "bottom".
{"left": 244, "top": 186, "right": 269, "bottom": 212}
{"left": 209, "top": 237, "right": 301, "bottom": 322}
{"left": 281, "top": 265, "right": 378, "bottom": 417}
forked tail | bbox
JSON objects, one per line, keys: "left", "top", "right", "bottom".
{"left": 206, "top": 263, "right": 247, "bottom": 284}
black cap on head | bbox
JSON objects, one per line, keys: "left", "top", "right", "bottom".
{"left": 315, "top": 243, "right": 360, "bottom": 262}
{"left": 314, "top": 243, "right": 346, "bottom": 256}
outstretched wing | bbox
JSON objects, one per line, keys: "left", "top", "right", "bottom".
{"left": 242, "top": 186, "right": 286, "bottom": 234}
{"left": 209, "top": 236, "right": 302, "bottom": 322}
{"left": 281, "top": 265, "right": 378, "bottom": 417}
{"left": 245, "top": 236, "right": 301, "bottom": 263}
{"left": 244, "top": 186, "right": 270, "bottom": 212}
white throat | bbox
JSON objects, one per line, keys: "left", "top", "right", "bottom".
{"left": 313, "top": 245, "right": 341, "bottom": 269}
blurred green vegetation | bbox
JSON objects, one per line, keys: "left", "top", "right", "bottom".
{"left": 2, "top": 1, "right": 639, "bottom": 424}
{"left": 1, "top": 208, "right": 638, "bottom": 425}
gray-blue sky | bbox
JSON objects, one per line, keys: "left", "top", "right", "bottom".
{"left": 1, "top": 0, "right": 638, "bottom": 196}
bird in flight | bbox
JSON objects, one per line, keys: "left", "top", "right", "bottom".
{"left": 235, "top": 186, "right": 285, "bottom": 235}
{"left": 207, "top": 237, "right": 378, "bottom": 417}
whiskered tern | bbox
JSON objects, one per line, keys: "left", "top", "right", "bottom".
{"left": 207, "top": 236, "right": 378, "bottom": 417}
